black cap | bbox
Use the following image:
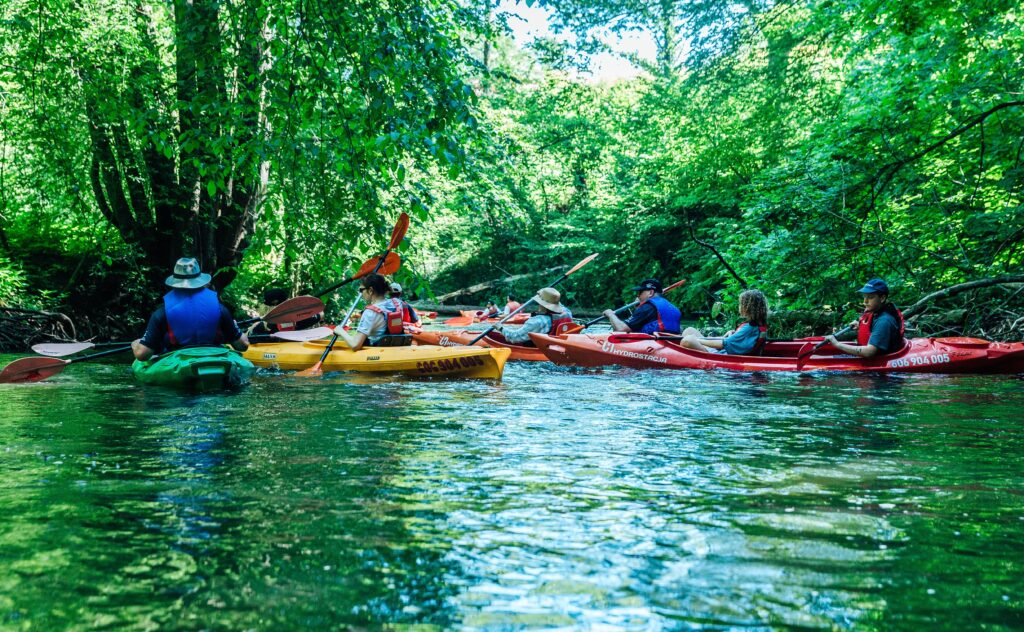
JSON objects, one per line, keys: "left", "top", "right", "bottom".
{"left": 263, "top": 288, "right": 288, "bottom": 305}
{"left": 857, "top": 278, "right": 889, "bottom": 294}
{"left": 630, "top": 278, "right": 663, "bottom": 293}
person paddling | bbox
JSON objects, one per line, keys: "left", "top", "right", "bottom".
{"left": 603, "top": 278, "right": 682, "bottom": 334}
{"left": 824, "top": 278, "right": 905, "bottom": 358}
{"left": 496, "top": 288, "right": 574, "bottom": 345}
{"left": 477, "top": 301, "right": 500, "bottom": 320}
{"left": 680, "top": 289, "right": 769, "bottom": 355}
{"left": 132, "top": 257, "right": 249, "bottom": 361}
{"left": 331, "top": 273, "right": 409, "bottom": 351}
{"left": 502, "top": 296, "right": 522, "bottom": 317}
{"left": 387, "top": 282, "right": 421, "bottom": 326}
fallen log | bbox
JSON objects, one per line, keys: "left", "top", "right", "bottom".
{"left": 431, "top": 266, "right": 569, "bottom": 302}
{"left": 902, "top": 275, "right": 1024, "bottom": 318}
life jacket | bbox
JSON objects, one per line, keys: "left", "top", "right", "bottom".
{"left": 389, "top": 298, "right": 418, "bottom": 324}
{"left": 857, "top": 305, "right": 905, "bottom": 346}
{"left": 638, "top": 295, "right": 682, "bottom": 335}
{"left": 163, "top": 288, "right": 222, "bottom": 349}
{"left": 745, "top": 322, "right": 768, "bottom": 356}
{"left": 548, "top": 309, "right": 575, "bottom": 335}
{"left": 365, "top": 300, "right": 405, "bottom": 336}
{"left": 505, "top": 301, "right": 521, "bottom": 314}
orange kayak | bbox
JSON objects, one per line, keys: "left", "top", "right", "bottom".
{"left": 413, "top": 329, "right": 549, "bottom": 361}
{"left": 442, "top": 312, "right": 531, "bottom": 327}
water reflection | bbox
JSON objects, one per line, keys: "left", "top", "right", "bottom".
{"left": 0, "top": 355, "right": 1022, "bottom": 627}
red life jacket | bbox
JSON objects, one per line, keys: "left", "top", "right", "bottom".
{"left": 748, "top": 323, "right": 768, "bottom": 355}
{"left": 505, "top": 301, "right": 521, "bottom": 313}
{"left": 390, "top": 298, "right": 417, "bottom": 324}
{"left": 857, "top": 307, "right": 905, "bottom": 345}
{"left": 365, "top": 302, "right": 405, "bottom": 335}
{"left": 548, "top": 313, "right": 575, "bottom": 335}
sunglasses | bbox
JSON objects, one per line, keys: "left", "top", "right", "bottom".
{"left": 358, "top": 287, "right": 369, "bottom": 293}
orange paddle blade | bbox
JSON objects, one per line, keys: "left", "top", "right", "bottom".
{"left": 295, "top": 362, "right": 324, "bottom": 377}
{"left": 356, "top": 251, "right": 400, "bottom": 279}
{"left": 566, "top": 253, "right": 599, "bottom": 276}
{"left": 0, "top": 356, "right": 70, "bottom": 384}
{"left": 389, "top": 212, "right": 410, "bottom": 250}
{"left": 263, "top": 295, "right": 325, "bottom": 325}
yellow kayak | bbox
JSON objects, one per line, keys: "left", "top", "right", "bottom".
{"left": 244, "top": 340, "right": 510, "bottom": 379}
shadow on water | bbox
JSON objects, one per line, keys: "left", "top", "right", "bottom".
{"left": 1, "top": 354, "right": 1022, "bottom": 628}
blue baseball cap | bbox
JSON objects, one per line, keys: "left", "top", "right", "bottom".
{"left": 857, "top": 278, "right": 889, "bottom": 294}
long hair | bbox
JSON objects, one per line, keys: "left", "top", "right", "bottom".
{"left": 739, "top": 289, "right": 768, "bottom": 327}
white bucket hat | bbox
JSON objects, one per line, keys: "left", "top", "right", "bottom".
{"left": 165, "top": 257, "right": 212, "bottom": 289}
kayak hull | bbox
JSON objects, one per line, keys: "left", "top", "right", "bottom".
{"left": 412, "top": 329, "right": 549, "bottom": 362}
{"left": 244, "top": 341, "right": 510, "bottom": 379}
{"left": 132, "top": 347, "right": 256, "bottom": 391}
{"left": 443, "top": 312, "right": 531, "bottom": 327}
{"left": 528, "top": 333, "right": 1024, "bottom": 374}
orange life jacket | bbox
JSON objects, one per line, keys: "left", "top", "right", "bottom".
{"left": 365, "top": 301, "right": 405, "bottom": 335}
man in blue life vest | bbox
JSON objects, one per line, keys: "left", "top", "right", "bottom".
{"left": 132, "top": 258, "right": 249, "bottom": 361}
{"left": 603, "top": 278, "right": 682, "bottom": 334}
{"left": 824, "top": 277, "right": 905, "bottom": 358}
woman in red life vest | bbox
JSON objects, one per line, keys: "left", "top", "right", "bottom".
{"left": 496, "top": 287, "right": 574, "bottom": 345}
{"left": 681, "top": 289, "right": 769, "bottom": 355}
{"left": 502, "top": 296, "right": 522, "bottom": 316}
{"left": 477, "top": 301, "right": 500, "bottom": 320}
{"left": 824, "top": 278, "right": 905, "bottom": 358}
{"left": 333, "top": 273, "right": 405, "bottom": 351}
{"left": 132, "top": 257, "right": 249, "bottom": 361}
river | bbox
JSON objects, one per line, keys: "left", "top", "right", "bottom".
{"left": 1, "top": 354, "right": 1022, "bottom": 628}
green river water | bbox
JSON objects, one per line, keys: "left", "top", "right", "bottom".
{"left": 1, "top": 353, "right": 1022, "bottom": 629}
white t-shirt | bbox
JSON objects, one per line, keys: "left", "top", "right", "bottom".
{"left": 356, "top": 299, "right": 394, "bottom": 344}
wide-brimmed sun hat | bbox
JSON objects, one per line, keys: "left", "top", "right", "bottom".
{"left": 532, "top": 287, "right": 564, "bottom": 314}
{"left": 165, "top": 257, "right": 212, "bottom": 289}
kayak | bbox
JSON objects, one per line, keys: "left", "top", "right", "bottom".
{"left": 528, "top": 333, "right": 1024, "bottom": 374}
{"left": 412, "top": 329, "right": 549, "bottom": 362}
{"left": 443, "top": 312, "right": 531, "bottom": 327}
{"left": 132, "top": 347, "right": 256, "bottom": 390}
{"left": 244, "top": 340, "right": 510, "bottom": 379}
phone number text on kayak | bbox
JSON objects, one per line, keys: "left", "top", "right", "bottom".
{"left": 417, "top": 355, "right": 486, "bottom": 373}
{"left": 887, "top": 353, "right": 950, "bottom": 368}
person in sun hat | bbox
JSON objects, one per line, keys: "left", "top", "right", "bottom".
{"left": 824, "top": 277, "right": 905, "bottom": 358}
{"left": 603, "top": 278, "right": 682, "bottom": 334}
{"left": 386, "top": 281, "right": 420, "bottom": 326}
{"left": 132, "top": 257, "right": 249, "bottom": 361}
{"left": 495, "top": 287, "right": 575, "bottom": 345}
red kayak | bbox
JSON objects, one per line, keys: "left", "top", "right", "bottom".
{"left": 443, "top": 312, "right": 531, "bottom": 327}
{"left": 528, "top": 332, "right": 1024, "bottom": 374}
{"left": 413, "top": 329, "right": 548, "bottom": 362}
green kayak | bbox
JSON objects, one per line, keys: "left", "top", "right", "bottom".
{"left": 132, "top": 347, "right": 256, "bottom": 391}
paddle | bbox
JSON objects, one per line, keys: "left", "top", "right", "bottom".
{"left": 297, "top": 213, "right": 409, "bottom": 377}
{"left": 565, "top": 278, "right": 688, "bottom": 334}
{"left": 28, "top": 295, "right": 328, "bottom": 358}
{"left": 0, "top": 345, "right": 136, "bottom": 384}
{"left": 237, "top": 294, "right": 326, "bottom": 328}
{"left": 315, "top": 252, "right": 402, "bottom": 298}
{"left": 466, "top": 253, "right": 599, "bottom": 346}
{"left": 795, "top": 324, "right": 855, "bottom": 369}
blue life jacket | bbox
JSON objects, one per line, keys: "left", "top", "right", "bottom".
{"left": 639, "top": 295, "right": 682, "bottom": 334}
{"left": 164, "top": 288, "right": 222, "bottom": 349}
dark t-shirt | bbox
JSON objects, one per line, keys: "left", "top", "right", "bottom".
{"left": 140, "top": 304, "right": 243, "bottom": 352}
{"left": 868, "top": 310, "right": 903, "bottom": 354}
{"left": 624, "top": 302, "right": 658, "bottom": 332}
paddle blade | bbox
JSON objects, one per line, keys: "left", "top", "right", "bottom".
{"left": 270, "top": 327, "right": 334, "bottom": 342}
{"left": 389, "top": 212, "right": 410, "bottom": 250}
{"left": 31, "top": 342, "right": 97, "bottom": 357}
{"left": 663, "top": 279, "right": 688, "bottom": 293}
{"left": 295, "top": 362, "right": 324, "bottom": 377}
{"left": 566, "top": 253, "right": 599, "bottom": 276}
{"left": 361, "top": 251, "right": 400, "bottom": 278}
{"left": 0, "top": 356, "right": 69, "bottom": 384}
{"left": 263, "top": 295, "right": 325, "bottom": 325}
